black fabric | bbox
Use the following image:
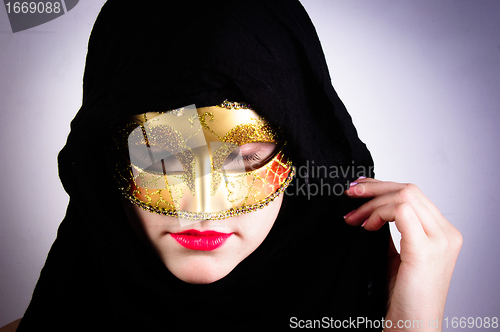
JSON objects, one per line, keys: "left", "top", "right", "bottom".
{"left": 18, "top": 0, "right": 389, "bottom": 330}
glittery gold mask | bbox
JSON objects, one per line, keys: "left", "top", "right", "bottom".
{"left": 111, "top": 102, "right": 294, "bottom": 222}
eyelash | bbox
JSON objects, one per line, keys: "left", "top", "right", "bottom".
{"left": 242, "top": 153, "right": 261, "bottom": 162}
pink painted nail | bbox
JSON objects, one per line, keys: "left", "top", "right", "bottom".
{"left": 349, "top": 182, "right": 358, "bottom": 187}
{"left": 361, "top": 219, "right": 368, "bottom": 227}
{"left": 343, "top": 210, "right": 356, "bottom": 219}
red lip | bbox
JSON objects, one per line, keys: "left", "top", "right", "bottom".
{"left": 170, "top": 230, "right": 232, "bottom": 251}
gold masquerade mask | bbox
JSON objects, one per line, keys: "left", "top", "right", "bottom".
{"left": 111, "top": 102, "right": 294, "bottom": 221}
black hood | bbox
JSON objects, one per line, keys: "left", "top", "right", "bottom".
{"left": 19, "top": 1, "right": 389, "bottom": 330}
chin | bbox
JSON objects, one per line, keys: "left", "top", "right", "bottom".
{"left": 167, "top": 257, "right": 236, "bottom": 284}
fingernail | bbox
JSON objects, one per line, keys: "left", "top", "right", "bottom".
{"left": 361, "top": 219, "right": 368, "bottom": 227}
{"left": 343, "top": 210, "right": 356, "bottom": 219}
{"left": 349, "top": 182, "right": 358, "bottom": 187}
{"left": 358, "top": 176, "right": 367, "bottom": 180}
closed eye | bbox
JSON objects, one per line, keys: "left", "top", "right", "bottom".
{"left": 222, "top": 143, "right": 279, "bottom": 172}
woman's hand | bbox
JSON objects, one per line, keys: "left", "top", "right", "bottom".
{"left": 344, "top": 178, "right": 462, "bottom": 332}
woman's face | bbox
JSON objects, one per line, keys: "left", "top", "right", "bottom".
{"left": 123, "top": 193, "right": 283, "bottom": 284}
{"left": 113, "top": 103, "right": 293, "bottom": 283}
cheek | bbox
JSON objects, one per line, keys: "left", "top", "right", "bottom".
{"left": 235, "top": 194, "right": 283, "bottom": 249}
{"left": 123, "top": 200, "right": 173, "bottom": 245}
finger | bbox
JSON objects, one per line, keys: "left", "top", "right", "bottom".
{"left": 348, "top": 177, "right": 379, "bottom": 185}
{"left": 345, "top": 180, "right": 406, "bottom": 198}
{"left": 412, "top": 194, "right": 460, "bottom": 240}
{"left": 344, "top": 189, "right": 402, "bottom": 226}
{"left": 408, "top": 190, "right": 448, "bottom": 228}
{"left": 398, "top": 187, "right": 446, "bottom": 238}
{"left": 347, "top": 181, "right": 443, "bottom": 218}
{"left": 346, "top": 185, "right": 444, "bottom": 237}
{"left": 362, "top": 202, "right": 427, "bottom": 246}
{"left": 346, "top": 181, "right": 451, "bottom": 232}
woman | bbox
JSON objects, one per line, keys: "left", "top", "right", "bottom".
{"left": 5, "top": 0, "right": 461, "bottom": 330}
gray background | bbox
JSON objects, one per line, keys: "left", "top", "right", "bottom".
{"left": 1, "top": 0, "right": 499, "bottom": 328}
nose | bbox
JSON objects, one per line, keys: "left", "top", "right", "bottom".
{"left": 187, "top": 145, "right": 213, "bottom": 213}
{"left": 177, "top": 143, "right": 244, "bottom": 217}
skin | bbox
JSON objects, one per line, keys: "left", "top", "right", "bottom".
{"left": 344, "top": 178, "right": 463, "bottom": 332}
{"left": 123, "top": 194, "right": 283, "bottom": 284}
